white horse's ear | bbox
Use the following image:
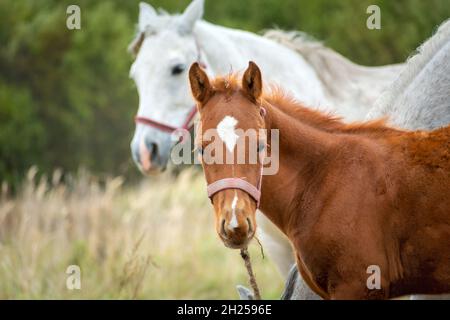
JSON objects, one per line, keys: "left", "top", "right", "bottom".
{"left": 139, "top": 2, "right": 157, "bottom": 31}
{"left": 179, "top": 0, "right": 204, "bottom": 34}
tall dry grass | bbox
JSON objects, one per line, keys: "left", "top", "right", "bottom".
{"left": 0, "top": 168, "right": 282, "bottom": 299}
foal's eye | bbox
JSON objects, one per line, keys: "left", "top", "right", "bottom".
{"left": 171, "top": 64, "right": 186, "bottom": 76}
{"left": 257, "top": 141, "right": 266, "bottom": 153}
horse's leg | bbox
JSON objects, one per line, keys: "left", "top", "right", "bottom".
{"left": 236, "top": 285, "right": 255, "bottom": 300}
{"left": 281, "top": 264, "right": 322, "bottom": 300}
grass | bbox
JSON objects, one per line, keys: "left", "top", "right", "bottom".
{"left": 0, "top": 168, "right": 283, "bottom": 299}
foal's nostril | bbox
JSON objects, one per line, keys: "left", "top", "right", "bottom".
{"left": 247, "top": 218, "right": 253, "bottom": 234}
{"left": 221, "top": 219, "right": 227, "bottom": 237}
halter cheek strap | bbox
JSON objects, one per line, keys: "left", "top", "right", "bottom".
{"left": 206, "top": 107, "right": 267, "bottom": 209}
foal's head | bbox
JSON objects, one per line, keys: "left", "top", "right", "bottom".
{"left": 189, "top": 61, "right": 266, "bottom": 249}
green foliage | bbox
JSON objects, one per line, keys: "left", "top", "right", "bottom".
{"left": 0, "top": 82, "right": 44, "bottom": 186}
{"left": 0, "top": 0, "right": 449, "bottom": 186}
{"left": 0, "top": 0, "right": 137, "bottom": 186}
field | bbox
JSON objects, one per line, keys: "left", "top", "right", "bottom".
{"left": 0, "top": 168, "right": 283, "bottom": 299}
{"left": 2, "top": 0, "right": 449, "bottom": 301}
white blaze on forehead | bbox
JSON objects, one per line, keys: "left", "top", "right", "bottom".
{"left": 228, "top": 192, "right": 239, "bottom": 231}
{"left": 217, "top": 116, "right": 239, "bottom": 152}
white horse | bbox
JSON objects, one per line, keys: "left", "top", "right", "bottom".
{"left": 367, "top": 19, "right": 450, "bottom": 129}
{"left": 128, "top": 0, "right": 402, "bottom": 298}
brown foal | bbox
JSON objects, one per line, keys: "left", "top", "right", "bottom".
{"left": 189, "top": 61, "right": 450, "bottom": 299}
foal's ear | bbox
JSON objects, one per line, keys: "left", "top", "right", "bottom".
{"left": 189, "top": 62, "right": 212, "bottom": 105}
{"left": 242, "top": 61, "right": 263, "bottom": 102}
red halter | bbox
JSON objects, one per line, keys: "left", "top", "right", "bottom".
{"left": 135, "top": 105, "right": 197, "bottom": 142}
{"left": 134, "top": 37, "right": 206, "bottom": 142}
{"left": 206, "top": 108, "right": 267, "bottom": 208}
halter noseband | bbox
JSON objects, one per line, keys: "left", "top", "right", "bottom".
{"left": 134, "top": 36, "right": 206, "bottom": 142}
{"left": 206, "top": 107, "right": 267, "bottom": 209}
{"left": 135, "top": 105, "right": 197, "bottom": 142}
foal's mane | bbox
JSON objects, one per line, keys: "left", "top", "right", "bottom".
{"left": 211, "top": 74, "right": 400, "bottom": 137}
{"left": 210, "top": 74, "right": 450, "bottom": 170}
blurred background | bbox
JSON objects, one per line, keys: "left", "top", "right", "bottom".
{"left": 0, "top": 0, "right": 449, "bottom": 299}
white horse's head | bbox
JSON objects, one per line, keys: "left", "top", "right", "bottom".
{"left": 129, "top": 0, "right": 205, "bottom": 174}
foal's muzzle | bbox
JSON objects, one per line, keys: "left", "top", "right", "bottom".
{"left": 219, "top": 214, "right": 255, "bottom": 249}
{"left": 211, "top": 189, "right": 258, "bottom": 249}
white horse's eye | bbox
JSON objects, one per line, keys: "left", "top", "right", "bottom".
{"left": 171, "top": 64, "right": 186, "bottom": 76}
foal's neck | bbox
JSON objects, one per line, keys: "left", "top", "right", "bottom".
{"left": 258, "top": 95, "right": 401, "bottom": 234}
{"left": 259, "top": 98, "right": 338, "bottom": 233}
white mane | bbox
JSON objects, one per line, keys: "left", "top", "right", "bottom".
{"left": 366, "top": 19, "right": 450, "bottom": 129}
{"left": 264, "top": 30, "right": 403, "bottom": 116}
{"left": 130, "top": 23, "right": 402, "bottom": 121}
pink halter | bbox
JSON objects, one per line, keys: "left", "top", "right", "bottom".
{"left": 134, "top": 37, "right": 206, "bottom": 142}
{"left": 206, "top": 107, "right": 266, "bottom": 208}
{"left": 135, "top": 105, "right": 197, "bottom": 142}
